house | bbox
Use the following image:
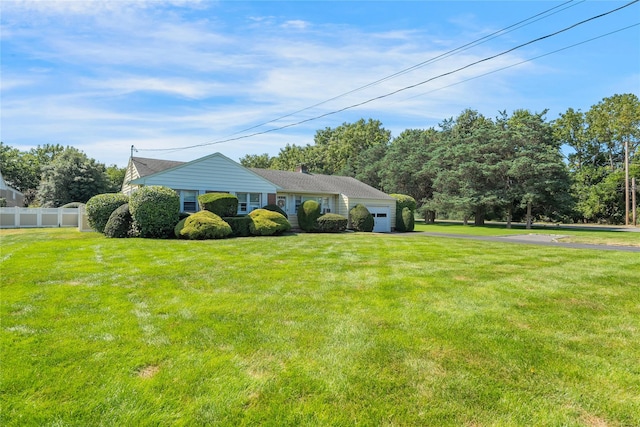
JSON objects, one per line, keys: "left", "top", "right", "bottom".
{"left": 0, "top": 170, "right": 24, "bottom": 207}
{"left": 122, "top": 152, "right": 396, "bottom": 232}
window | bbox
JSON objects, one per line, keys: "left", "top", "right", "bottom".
{"left": 237, "top": 193, "right": 261, "bottom": 213}
{"left": 181, "top": 190, "right": 198, "bottom": 212}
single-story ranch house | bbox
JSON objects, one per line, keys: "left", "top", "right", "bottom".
{"left": 122, "top": 152, "right": 396, "bottom": 232}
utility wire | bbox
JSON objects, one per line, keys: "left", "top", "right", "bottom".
{"left": 140, "top": 0, "right": 581, "bottom": 153}
{"left": 140, "top": 0, "right": 638, "bottom": 153}
{"left": 398, "top": 23, "right": 640, "bottom": 104}
{"left": 221, "top": 0, "right": 582, "bottom": 136}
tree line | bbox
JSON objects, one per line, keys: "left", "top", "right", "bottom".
{"left": 0, "top": 144, "right": 125, "bottom": 207}
{"left": 2, "top": 93, "right": 637, "bottom": 225}
{"left": 241, "top": 93, "right": 639, "bottom": 226}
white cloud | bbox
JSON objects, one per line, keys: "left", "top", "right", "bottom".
{"left": 281, "top": 20, "right": 310, "bottom": 30}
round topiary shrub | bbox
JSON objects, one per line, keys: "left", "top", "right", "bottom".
{"left": 86, "top": 193, "right": 129, "bottom": 233}
{"left": 104, "top": 203, "right": 134, "bottom": 238}
{"left": 177, "top": 211, "right": 232, "bottom": 240}
{"left": 349, "top": 204, "right": 374, "bottom": 232}
{"left": 198, "top": 193, "right": 238, "bottom": 217}
{"left": 129, "top": 186, "right": 180, "bottom": 238}
{"left": 391, "top": 194, "right": 417, "bottom": 232}
{"left": 262, "top": 203, "right": 288, "bottom": 219}
{"left": 316, "top": 213, "right": 348, "bottom": 233}
{"left": 297, "top": 199, "right": 321, "bottom": 232}
{"left": 248, "top": 208, "right": 291, "bottom": 236}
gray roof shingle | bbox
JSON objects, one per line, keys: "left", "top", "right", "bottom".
{"left": 132, "top": 157, "right": 185, "bottom": 178}
{"left": 249, "top": 168, "right": 393, "bottom": 200}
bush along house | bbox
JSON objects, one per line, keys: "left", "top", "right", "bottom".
{"left": 122, "top": 152, "right": 396, "bottom": 232}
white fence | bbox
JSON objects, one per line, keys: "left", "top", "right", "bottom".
{"left": 0, "top": 206, "right": 92, "bottom": 231}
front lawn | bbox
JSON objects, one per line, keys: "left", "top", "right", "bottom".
{"left": 1, "top": 229, "right": 639, "bottom": 426}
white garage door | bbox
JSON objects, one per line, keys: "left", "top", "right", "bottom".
{"left": 368, "top": 206, "right": 391, "bottom": 233}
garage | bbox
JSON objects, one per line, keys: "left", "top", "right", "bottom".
{"left": 368, "top": 206, "right": 391, "bottom": 233}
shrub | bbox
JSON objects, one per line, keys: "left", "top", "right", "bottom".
{"left": 401, "top": 207, "right": 415, "bottom": 232}
{"left": 0, "top": 198, "right": 6, "bottom": 208}
{"left": 297, "top": 200, "right": 321, "bottom": 232}
{"left": 391, "top": 194, "right": 417, "bottom": 232}
{"left": 224, "top": 216, "right": 254, "bottom": 237}
{"left": 198, "top": 193, "right": 238, "bottom": 217}
{"left": 174, "top": 217, "right": 188, "bottom": 238}
{"left": 316, "top": 213, "right": 348, "bottom": 233}
{"left": 177, "top": 211, "right": 232, "bottom": 240}
{"left": 130, "top": 186, "right": 180, "bottom": 238}
{"left": 104, "top": 203, "right": 134, "bottom": 238}
{"left": 262, "top": 203, "right": 288, "bottom": 219}
{"left": 86, "top": 193, "right": 129, "bottom": 233}
{"left": 248, "top": 209, "right": 291, "bottom": 236}
{"left": 61, "top": 202, "right": 84, "bottom": 208}
{"left": 349, "top": 204, "right": 374, "bottom": 232}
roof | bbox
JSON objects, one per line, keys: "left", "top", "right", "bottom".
{"left": 127, "top": 155, "right": 393, "bottom": 200}
{"left": 131, "top": 157, "right": 185, "bottom": 178}
{"left": 250, "top": 168, "right": 394, "bottom": 200}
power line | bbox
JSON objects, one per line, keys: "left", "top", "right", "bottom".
{"left": 398, "top": 23, "right": 640, "bottom": 104}
{"left": 221, "top": 0, "right": 583, "bottom": 136}
{"left": 140, "top": 0, "right": 638, "bottom": 153}
{"left": 140, "top": 1, "right": 582, "bottom": 153}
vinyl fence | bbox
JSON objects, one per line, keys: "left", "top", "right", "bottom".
{"left": 0, "top": 206, "right": 93, "bottom": 231}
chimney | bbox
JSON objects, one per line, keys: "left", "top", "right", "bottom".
{"left": 295, "top": 164, "right": 309, "bottom": 174}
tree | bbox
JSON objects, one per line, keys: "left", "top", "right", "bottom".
{"left": 380, "top": 128, "right": 439, "bottom": 219}
{"left": 504, "top": 110, "right": 572, "bottom": 228}
{"left": 311, "top": 118, "right": 391, "bottom": 175}
{"left": 0, "top": 143, "right": 65, "bottom": 201}
{"left": 270, "top": 144, "right": 310, "bottom": 171}
{"left": 429, "top": 110, "right": 503, "bottom": 225}
{"left": 239, "top": 153, "right": 274, "bottom": 169}
{"left": 106, "top": 164, "right": 126, "bottom": 192}
{"left": 36, "top": 147, "right": 109, "bottom": 207}
{"left": 585, "top": 93, "right": 640, "bottom": 224}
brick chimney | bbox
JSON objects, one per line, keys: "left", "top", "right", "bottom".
{"left": 295, "top": 164, "right": 309, "bottom": 174}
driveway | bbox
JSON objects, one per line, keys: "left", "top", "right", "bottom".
{"left": 398, "top": 232, "right": 640, "bottom": 253}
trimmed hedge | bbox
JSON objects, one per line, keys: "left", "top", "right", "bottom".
{"left": 104, "top": 203, "right": 134, "bottom": 238}
{"left": 297, "top": 200, "right": 321, "bottom": 232}
{"left": 176, "top": 211, "right": 232, "bottom": 240}
{"left": 86, "top": 193, "right": 129, "bottom": 233}
{"left": 391, "top": 194, "right": 417, "bottom": 232}
{"left": 224, "top": 216, "right": 253, "bottom": 237}
{"left": 349, "top": 204, "right": 374, "bottom": 232}
{"left": 262, "top": 203, "right": 288, "bottom": 219}
{"left": 248, "top": 209, "right": 291, "bottom": 236}
{"left": 316, "top": 213, "right": 348, "bottom": 233}
{"left": 198, "top": 193, "right": 238, "bottom": 217}
{"left": 130, "top": 186, "right": 180, "bottom": 238}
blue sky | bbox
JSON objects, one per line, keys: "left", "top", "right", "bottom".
{"left": 1, "top": 0, "right": 639, "bottom": 168}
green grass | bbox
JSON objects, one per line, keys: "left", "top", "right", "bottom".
{"left": 2, "top": 228, "right": 639, "bottom": 426}
{"left": 415, "top": 221, "right": 640, "bottom": 247}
